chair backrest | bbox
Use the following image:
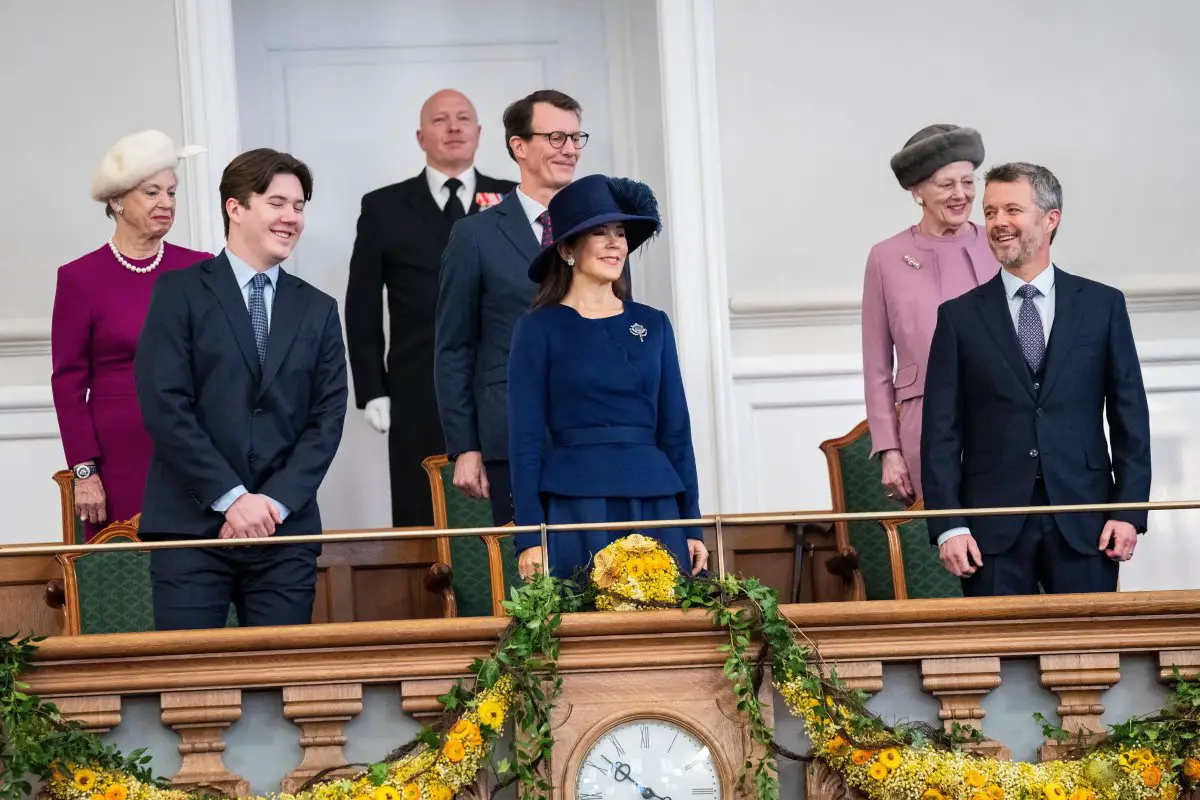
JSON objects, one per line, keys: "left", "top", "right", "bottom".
{"left": 880, "top": 501, "right": 964, "bottom": 600}
{"left": 52, "top": 469, "right": 85, "bottom": 545}
{"left": 819, "top": 419, "right": 904, "bottom": 601}
{"left": 422, "top": 455, "right": 519, "bottom": 617}
{"left": 56, "top": 515, "right": 237, "bottom": 634}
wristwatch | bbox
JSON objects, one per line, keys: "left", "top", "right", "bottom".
{"left": 73, "top": 464, "right": 97, "bottom": 480}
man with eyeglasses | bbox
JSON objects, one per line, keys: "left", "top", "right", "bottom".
{"left": 436, "top": 89, "right": 624, "bottom": 527}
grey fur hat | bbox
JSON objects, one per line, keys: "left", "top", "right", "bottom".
{"left": 889, "top": 124, "right": 984, "bottom": 189}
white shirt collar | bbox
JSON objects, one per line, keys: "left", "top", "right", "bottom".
{"left": 425, "top": 165, "right": 475, "bottom": 201}
{"left": 1001, "top": 263, "right": 1056, "bottom": 299}
{"left": 225, "top": 247, "right": 280, "bottom": 289}
{"left": 515, "top": 187, "right": 548, "bottom": 225}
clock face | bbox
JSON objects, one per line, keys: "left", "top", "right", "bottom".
{"left": 574, "top": 718, "right": 722, "bottom": 800}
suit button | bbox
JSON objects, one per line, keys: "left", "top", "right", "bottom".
{"left": 248, "top": 451, "right": 257, "bottom": 462}
{"left": 1029, "top": 449, "right": 1039, "bottom": 458}
{"left": 1033, "top": 382, "right": 1041, "bottom": 391}
{"left": 253, "top": 408, "right": 263, "bottom": 416}
{"left": 1036, "top": 408, "right": 1044, "bottom": 418}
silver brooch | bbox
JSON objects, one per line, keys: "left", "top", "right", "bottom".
{"left": 629, "top": 322, "right": 648, "bottom": 342}
{"left": 904, "top": 255, "right": 921, "bottom": 269}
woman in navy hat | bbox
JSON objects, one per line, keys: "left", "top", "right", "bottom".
{"left": 507, "top": 174, "right": 709, "bottom": 583}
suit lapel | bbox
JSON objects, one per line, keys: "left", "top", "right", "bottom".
{"left": 404, "top": 171, "right": 453, "bottom": 237}
{"left": 1038, "top": 268, "right": 1082, "bottom": 400}
{"left": 977, "top": 274, "right": 1036, "bottom": 397}
{"left": 202, "top": 252, "right": 262, "bottom": 380}
{"left": 495, "top": 191, "right": 540, "bottom": 263}
{"left": 258, "top": 270, "right": 306, "bottom": 398}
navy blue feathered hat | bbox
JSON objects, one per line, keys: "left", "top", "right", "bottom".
{"left": 528, "top": 174, "right": 662, "bottom": 282}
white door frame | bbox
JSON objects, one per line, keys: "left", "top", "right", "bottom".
{"left": 172, "top": 0, "right": 739, "bottom": 514}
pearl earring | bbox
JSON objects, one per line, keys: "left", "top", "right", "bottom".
{"left": 566, "top": 256, "right": 575, "bottom": 267}
{"left": 115, "top": 204, "right": 124, "bottom": 215}
{"left": 914, "top": 197, "right": 923, "bottom": 207}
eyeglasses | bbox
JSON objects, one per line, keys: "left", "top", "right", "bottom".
{"left": 525, "top": 131, "right": 590, "bottom": 149}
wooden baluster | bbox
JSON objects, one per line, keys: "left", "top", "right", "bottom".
{"left": 281, "top": 684, "right": 364, "bottom": 793}
{"left": 53, "top": 695, "right": 122, "bottom": 734}
{"left": 1038, "top": 653, "right": 1120, "bottom": 761}
{"left": 1159, "top": 650, "right": 1200, "bottom": 683}
{"left": 920, "top": 657, "right": 1010, "bottom": 759}
{"left": 159, "top": 689, "right": 248, "bottom": 796}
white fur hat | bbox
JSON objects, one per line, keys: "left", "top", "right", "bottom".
{"left": 91, "top": 130, "right": 206, "bottom": 202}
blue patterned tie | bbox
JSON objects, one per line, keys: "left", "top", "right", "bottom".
{"left": 249, "top": 272, "right": 269, "bottom": 366}
{"left": 537, "top": 211, "right": 553, "bottom": 247}
{"left": 1016, "top": 283, "right": 1045, "bottom": 373}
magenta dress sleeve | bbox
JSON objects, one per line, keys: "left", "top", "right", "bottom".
{"left": 51, "top": 266, "right": 101, "bottom": 466}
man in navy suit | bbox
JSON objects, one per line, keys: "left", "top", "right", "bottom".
{"left": 434, "top": 89, "right": 589, "bottom": 526}
{"left": 135, "top": 149, "right": 348, "bottom": 629}
{"left": 921, "top": 162, "right": 1150, "bottom": 596}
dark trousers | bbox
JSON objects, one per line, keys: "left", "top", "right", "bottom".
{"left": 387, "top": 414, "right": 442, "bottom": 527}
{"left": 149, "top": 542, "right": 318, "bottom": 630}
{"left": 485, "top": 459, "right": 514, "bottom": 526}
{"left": 962, "top": 481, "right": 1118, "bottom": 596}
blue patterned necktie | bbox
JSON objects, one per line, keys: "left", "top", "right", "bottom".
{"left": 537, "top": 210, "right": 553, "bottom": 247}
{"left": 1016, "top": 283, "right": 1045, "bottom": 373}
{"left": 249, "top": 272, "right": 269, "bottom": 366}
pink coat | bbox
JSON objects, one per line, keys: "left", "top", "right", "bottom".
{"left": 860, "top": 224, "right": 1000, "bottom": 494}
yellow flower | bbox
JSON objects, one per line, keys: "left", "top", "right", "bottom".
{"left": 1184, "top": 757, "right": 1200, "bottom": 781}
{"left": 869, "top": 762, "right": 889, "bottom": 781}
{"left": 105, "top": 786, "right": 129, "bottom": 800}
{"left": 73, "top": 770, "right": 98, "bottom": 792}
{"left": 1044, "top": 781, "right": 1067, "bottom": 800}
{"left": 443, "top": 737, "right": 466, "bottom": 763}
{"left": 965, "top": 769, "right": 986, "bottom": 788}
{"left": 987, "top": 785, "right": 1005, "bottom": 800}
{"left": 401, "top": 784, "right": 420, "bottom": 800}
{"left": 1069, "top": 789, "right": 1095, "bottom": 800}
{"left": 478, "top": 697, "right": 505, "bottom": 729}
{"left": 1135, "top": 749, "right": 1155, "bottom": 765}
{"left": 427, "top": 785, "right": 452, "bottom": 800}
{"left": 880, "top": 748, "right": 901, "bottom": 770}
{"left": 922, "top": 790, "right": 946, "bottom": 800}
{"left": 90, "top": 795, "right": 104, "bottom": 800}
{"left": 851, "top": 749, "right": 875, "bottom": 765}
{"left": 374, "top": 788, "right": 401, "bottom": 800}
{"left": 827, "top": 735, "right": 851, "bottom": 756}
{"left": 1142, "top": 765, "right": 1162, "bottom": 788}
{"left": 971, "top": 793, "right": 990, "bottom": 800}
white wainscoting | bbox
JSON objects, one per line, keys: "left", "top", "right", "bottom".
{"left": 0, "top": 385, "right": 64, "bottom": 545}
{"left": 730, "top": 339, "right": 1200, "bottom": 592}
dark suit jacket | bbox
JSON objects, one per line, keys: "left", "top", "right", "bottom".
{"left": 435, "top": 190, "right": 633, "bottom": 462}
{"left": 921, "top": 268, "right": 1151, "bottom": 555}
{"left": 134, "top": 252, "right": 348, "bottom": 539}
{"left": 345, "top": 169, "right": 516, "bottom": 411}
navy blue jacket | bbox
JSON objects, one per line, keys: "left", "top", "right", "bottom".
{"left": 921, "top": 268, "right": 1151, "bottom": 554}
{"left": 507, "top": 302, "right": 700, "bottom": 550}
{"left": 134, "top": 253, "right": 347, "bottom": 539}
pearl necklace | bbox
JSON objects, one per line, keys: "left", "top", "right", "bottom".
{"left": 108, "top": 237, "right": 164, "bottom": 274}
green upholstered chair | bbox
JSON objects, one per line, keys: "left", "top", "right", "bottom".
{"left": 819, "top": 420, "right": 906, "bottom": 601}
{"left": 423, "top": 455, "right": 520, "bottom": 617}
{"left": 53, "top": 469, "right": 85, "bottom": 545}
{"left": 880, "top": 501, "right": 964, "bottom": 599}
{"left": 57, "top": 516, "right": 237, "bottom": 634}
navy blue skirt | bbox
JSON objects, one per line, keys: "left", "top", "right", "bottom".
{"left": 543, "top": 494, "right": 698, "bottom": 584}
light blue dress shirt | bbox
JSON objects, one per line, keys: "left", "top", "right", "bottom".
{"left": 210, "top": 248, "right": 290, "bottom": 522}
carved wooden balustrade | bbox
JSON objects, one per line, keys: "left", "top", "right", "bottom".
{"left": 20, "top": 590, "right": 1200, "bottom": 798}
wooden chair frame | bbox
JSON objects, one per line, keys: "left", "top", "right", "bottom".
{"left": 55, "top": 514, "right": 142, "bottom": 635}
{"left": 52, "top": 469, "right": 77, "bottom": 544}
{"left": 878, "top": 499, "right": 922, "bottom": 600}
{"left": 421, "top": 454, "right": 509, "bottom": 616}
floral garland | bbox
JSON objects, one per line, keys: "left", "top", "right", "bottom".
{"left": 5, "top": 534, "right": 1200, "bottom": 800}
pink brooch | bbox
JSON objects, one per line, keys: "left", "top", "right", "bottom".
{"left": 903, "top": 255, "right": 921, "bottom": 269}
{"left": 475, "top": 192, "right": 503, "bottom": 210}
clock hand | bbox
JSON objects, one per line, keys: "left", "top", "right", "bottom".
{"left": 609, "top": 761, "right": 672, "bottom": 800}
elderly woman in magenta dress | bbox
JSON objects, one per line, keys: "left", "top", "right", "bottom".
{"left": 51, "top": 130, "right": 212, "bottom": 539}
{"left": 861, "top": 125, "right": 1001, "bottom": 505}
{"left": 508, "top": 174, "right": 709, "bottom": 582}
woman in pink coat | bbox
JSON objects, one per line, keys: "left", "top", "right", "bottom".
{"left": 861, "top": 125, "right": 1001, "bottom": 503}
{"left": 51, "top": 131, "right": 213, "bottom": 539}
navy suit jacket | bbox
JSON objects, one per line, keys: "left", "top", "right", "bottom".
{"left": 920, "top": 268, "right": 1151, "bottom": 555}
{"left": 134, "top": 252, "right": 348, "bottom": 540}
{"left": 434, "top": 190, "right": 631, "bottom": 462}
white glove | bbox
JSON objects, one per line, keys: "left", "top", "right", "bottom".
{"left": 364, "top": 397, "right": 391, "bottom": 434}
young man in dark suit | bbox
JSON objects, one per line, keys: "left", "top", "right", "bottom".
{"left": 921, "top": 162, "right": 1151, "bottom": 596}
{"left": 435, "top": 89, "right": 598, "bottom": 526}
{"left": 345, "top": 89, "right": 515, "bottom": 527}
{"left": 135, "top": 149, "right": 348, "bottom": 630}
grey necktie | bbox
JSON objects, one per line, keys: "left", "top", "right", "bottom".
{"left": 249, "top": 272, "right": 269, "bottom": 366}
{"left": 1016, "top": 283, "right": 1045, "bottom": 373}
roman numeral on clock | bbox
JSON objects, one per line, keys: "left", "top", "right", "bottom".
{"left": 640, "top": 725, "right": 651, "bottom": 749}
{"left": 607, "top": 734, "right": 625, "bottom": 756}
{"left": 692, "top": 789, "right": 716, "bottom": 795}
{"left": 581, "top": 794, "right": 604, "bottom": 800}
